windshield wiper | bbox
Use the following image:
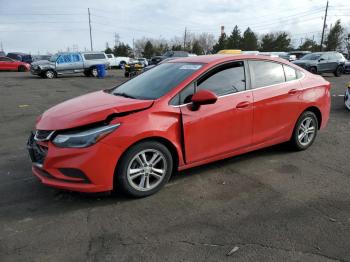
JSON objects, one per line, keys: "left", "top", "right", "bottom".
{"left": 114, "top": 92, "right": 136, "bottom": 99}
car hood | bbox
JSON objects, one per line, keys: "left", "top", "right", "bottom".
{"left": 31, "top": 60, "right": 54, "bottom": 66}
{"left": 36, "top": 90, "right": 154, "bottom": 130}
{"left": 293, "top": 60, "right": 316, "bottom": 65}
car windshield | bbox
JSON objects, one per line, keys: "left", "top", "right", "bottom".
{"left": 301, "top": 53, "right": 321, "bottom": 60}
{"left": 49, "top": 54, "right": 59, "bottom": 62}
{"left": 112, "top": 62, "right": 203, "bottom": 100}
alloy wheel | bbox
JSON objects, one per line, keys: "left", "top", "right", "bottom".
{"left": 297, "top": 116, "right": 316, "bottom": 146}
{"left": 126, "top": 149, "right": 167, "bottom": 192}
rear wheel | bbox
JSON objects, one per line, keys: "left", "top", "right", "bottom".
{"left": 83, "top": 70, "right": 91, "bottom": 77}
{"left": 18, "top": 65, "right": 26, "bottom": 72}
{"left": 334, "top": 66, "right": 343, "bottom": 77}
{"left": 290, "top": 111, "right": 318, "bottom": 151}
{"left": 115, "top": 141, "right": 173, "bottom": 197}
{"left": 45, "top": 70, "right": 55, "bottom": 79}
{"left": 90, "top": 67, "right": 98, "bottom": 77}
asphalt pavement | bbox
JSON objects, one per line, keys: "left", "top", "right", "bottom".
{"left": 0, "top": 70, "right": 349, "bottom": 262}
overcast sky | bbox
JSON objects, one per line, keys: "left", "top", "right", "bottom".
{"left": 0, "top": 0, "right": 349, "bottom": 54}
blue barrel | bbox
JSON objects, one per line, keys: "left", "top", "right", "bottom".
{"left": 96, "top": 64, "right": 106, "bottom": 78}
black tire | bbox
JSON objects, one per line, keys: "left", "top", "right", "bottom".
{"left": 334, "top": 66, "right": 343, "bottom": 77}
{"left": 290, "top": 111, "right": 318, "bottom": 151}
{"left": 124, "top": 72, "right": 130, "bottom": 78}
{"left": 90, "top": 67, "right": 98, "bottom": 77}
{"left": 18, "top": 65, "right": 26, "bottom": 72}
{"left": 45, "top": 70, "right": 55, "bottom": 79}
{"left": 115, "top": 141, "right": 173, "bottom": 197}
{"left": 309, "top": 67, "right": 317, "bottom": 74}
{"left": 83, "top": 70, "right": 91, "bottom": 77}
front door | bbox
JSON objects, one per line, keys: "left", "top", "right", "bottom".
{"left": 180, "top": 61, "right": 253, "bottom": 164}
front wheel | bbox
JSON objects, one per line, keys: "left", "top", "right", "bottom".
{"left": 290, "top": 111, "right": 318, "bottom": 151}
{"left": 309, "top": 67, "right": 317, "bottom": 74}
{"left": 115, "top": 141, "right": 173, "bottom": 197}
{"left": 334, "top": 66, "right": 343, "bottom": 77}
{"left": 45, "top": 70, "right": 55, "bottom": 79}
{"left": 18, "top": 65, "right": 26, "bottom": 72}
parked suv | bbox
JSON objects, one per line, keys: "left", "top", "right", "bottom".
{"left": 7, "top": 52, "right": 33, "bottom": 64}
{"left": 293, "top": 51, "right": 346, "bottom": 76}
{"left": 150, "top": 51, "right": 189, "bottom": 65}
{"left": 30, "top": 52, "right": 109, "bottom": 79}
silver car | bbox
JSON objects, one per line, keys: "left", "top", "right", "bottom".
{"left": 30, "top": 52, "right": 109, "bottom": 79}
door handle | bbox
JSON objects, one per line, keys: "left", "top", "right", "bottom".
{"left": 236, "top": 101, "right": 250, "bottom": 109}
{"left": 288, "top": 89, "right": 299, "bottom": 95}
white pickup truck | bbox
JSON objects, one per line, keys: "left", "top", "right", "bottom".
{"left": 106, "top": 54, "right": 131, "bottom": 68}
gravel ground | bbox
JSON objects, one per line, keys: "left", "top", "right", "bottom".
{"left": 0, "top": 70, "right": 349, "bottom": 262}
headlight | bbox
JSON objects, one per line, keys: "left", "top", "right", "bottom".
{"left": 52, "top": 124, "right": 120, "bottom": 148}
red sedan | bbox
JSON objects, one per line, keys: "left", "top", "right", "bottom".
{"left": 27, "top": 55, "right": 331, "bottom": 197}
{"left": 0, "top": 56, "right": 30, "bottom": 71}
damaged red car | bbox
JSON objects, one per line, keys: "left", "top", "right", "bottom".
{"left": 27, "top": 55, "right": 331, "bottom": 197}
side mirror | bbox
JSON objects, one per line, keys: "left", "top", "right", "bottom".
{"left": 191, "top": 89, "right": 217, "bottom": 110}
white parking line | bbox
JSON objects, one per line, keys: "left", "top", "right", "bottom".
{"left": 332, "top": 94, "right": 345, "bottom": 97}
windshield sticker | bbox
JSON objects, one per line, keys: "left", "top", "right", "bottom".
{"left": 179, "top": 65, "right": 202, "bottom": 70}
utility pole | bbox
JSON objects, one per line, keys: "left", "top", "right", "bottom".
{"left": 88, "top": 8, "right": 93, "bottom": 51}
{"left": 184, "top": 27, "right": 187, "bottom": 50}
{"left": 0, "top": 41, "right": 3, "bottom": 52}
{"left": 132, "top": 38, "right": 135, "bottom": 57}
{"left": 320, "top": 0, "right": 328, "bottom": 51}
{"left": 114, "top": 33, "right": 119, "bottom": 47}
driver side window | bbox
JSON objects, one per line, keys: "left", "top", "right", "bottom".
{"left": 197, "top": 61, "right": 246, "bottom": 96}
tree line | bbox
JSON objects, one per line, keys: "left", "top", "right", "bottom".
{"left": 105, "top": 19, "right": 348, "bottom": 58}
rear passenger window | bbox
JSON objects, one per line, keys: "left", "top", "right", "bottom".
{"left": 72, "top": 54, "right": 81, "bottom": 62}
{"left": 283, "top": 65, "right": 297, "bottom": 81}
{"left": 63, "top": 55, "right": 72, "bottom": 63}
{"left": 197, "top": 61, "right": 246, "bottom": 96}
{"left": 249, "top": 60, "right": 285, "bottom": 88}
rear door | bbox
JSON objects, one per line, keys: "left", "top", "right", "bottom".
{"left": 180, "top": 61, "right": 253, "bottom": 163}
{"left": 249, "top": 60, "right": 302, "bottom": 145}
{"left": 71, "top": 53, "right": 84, "bottom": 72}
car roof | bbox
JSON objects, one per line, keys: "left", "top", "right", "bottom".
{"left": 167, "top": 54, "right": 288, "bottom": 64}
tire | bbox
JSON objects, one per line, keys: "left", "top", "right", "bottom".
{"left": 115, "top": 141, "right": 173, "bottom": 197}
{"left": 18, "top": 65, "right": 26, "bottom": 72}
{"left": 309, "top": 67, "right": 317, "bottom": 74}
{"left": 90, "top": 67, "right": 98, "bottom": 77}
{"left": 45, "top": 70, "right": 55, "bottom": 79}
{"left": 83, "top": 70, "right": 91, "bottom": 77}
{"left": 124, "top": 72, "right": 130, "bottom": 78}
{"left": 290, "top": 111, "right": 318, "bottom": 151}
{"left": 334, "top": 66, "right": 343, "bottom": 77}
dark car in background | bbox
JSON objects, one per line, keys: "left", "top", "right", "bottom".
{"left": 293, "top": 51, "right": 346, "bottom": 76}
{"left": 344, "top": 61, "right": 350, "bottom": 74}
{"left": 288, "top": 51, "right": 311, "bottom": 60}
{"left": 7, "top": 52, "right": 33, "bottom": 64}
{"left": 150, "top": 50, "right": 189, "bottom": 65}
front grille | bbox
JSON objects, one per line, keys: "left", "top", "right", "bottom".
{"left": 34, "top": 130, "right": 54, "bottom": 141}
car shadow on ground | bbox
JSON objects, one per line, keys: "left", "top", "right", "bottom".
{"left": 34, "top": 142, "right": 293, "bottom": 205}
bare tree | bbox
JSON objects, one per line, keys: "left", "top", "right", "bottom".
{"left": 197, "top": 32, "right": 216, "bottom": 54}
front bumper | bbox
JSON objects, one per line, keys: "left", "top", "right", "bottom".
{"left": 345, "top": 88, "right": 350, "bottom": 110}
{"left": 27, "top": 132, "right": 123, "bottom": 192}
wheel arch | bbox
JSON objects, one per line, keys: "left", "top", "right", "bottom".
{"left": 302, "top": 106, "right": 322, "bottom": 129}
{"left": 113, "top": 136, "right": 180, "bottom": 186}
